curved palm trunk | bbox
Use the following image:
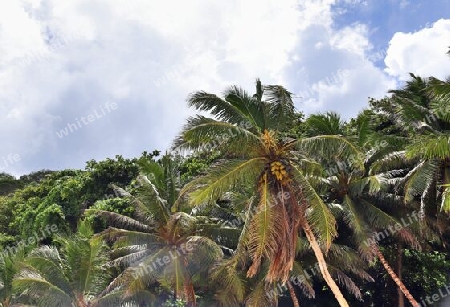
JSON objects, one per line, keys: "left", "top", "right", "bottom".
{"left": 75, "top": 295, "right": 88, "bottom": 307}
{"left": 397, "top": 244, "right": 405, "bottom": 307}
{"left": 372, "top": 245, "right": 419, "bottom": 307}
{"left": 184, "top": 278, "right": 197, "bottom": 307}
{"left": 287, "top": 281, "right": 300, "bottom": 307}
{"left": 302, "top": 220, "right": 349, "bottom": 307}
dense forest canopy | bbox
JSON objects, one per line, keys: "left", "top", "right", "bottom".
{"left": 1, "top": 69, "right": 450, "bottom": 306}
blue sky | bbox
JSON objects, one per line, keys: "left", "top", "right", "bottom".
{"left": 332, "top": 0, "right": 450, "bottom": 62}
{"left": 0, "top": 0, "right": 449, "bottom": 176}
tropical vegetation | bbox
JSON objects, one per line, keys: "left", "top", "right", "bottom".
{"left": 1, "top": 66, "right": 450, "bottom": 306}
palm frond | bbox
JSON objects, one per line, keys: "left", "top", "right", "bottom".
{"left": 85, "top": 209, "right": 153, "bottom": 233}
{"left": 188, "top": 90, "right": 251, "bottom": 126}
{"left": 225, "top": 85, "right": 266, "bottom": 132}
{"left": 23, "top": 246, "right": 72, "bottom": 295}
{"left": 369, "top": 151, "right": 408, "bottom": 174}
{"left": 441, "top": 186, "right": 450, "bottom": 212}
{"left": 304, "top": 112, "right": 345, "bottom": 136}
{"left": 297, "top": 135, "right": 365, "bottom": 171}
{"left": 134, "top": 175, "right": 171, "bottom": 226}
{"left": 329, "top": 267, "right": 363, "bottom": 300}
{"left": 183, "top": 236, "right": 224, "bottom": 277}
{"left": 263, "top": 84, "right": 295, "bottom": 132}
{"left": 246, "top": 173, "right": 281, "bottom": 279}
{"left": 94, "top": 289, "right": 155, "bottom": 307}
{"left": 428, "top": 77, "right": 450, "bottom": 122}
{"left": 13, "top": 268, "right": 73, "bottom": 306}
{"left": 359, "top": 199, "right": 419, "bottom": 248}
{"left": 291, "top": 165, "right": 337, "bottom": 250}
{"left": 401, "top": 160, "right": 438, "bottom": 203}
{"left": 341, "top": 196, "right": 373, "bottom": 258}
{"left": 407, "top": 135, "right": 450, "bottom": 160}
{"left": 290, "top": 261, "right": 315, "bottom": 298}
{"left": 181, "top": 158, "right": 266, "bottom": 206}
{"left": 245, "top": 280, "right": 278, "bottom": 307}
{"left": 173, "top": 115, "right": 262, "bottom": 153}
{"left": 211, "top": 259, "right": 246, "bottom": 305}
{"left": 97, "top": 227, "right": 160, "bottom": 248}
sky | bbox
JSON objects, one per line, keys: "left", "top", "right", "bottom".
{"left": 0, "top": 0, "right": 449, "bottom": 176}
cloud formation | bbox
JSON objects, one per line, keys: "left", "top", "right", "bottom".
{"left": 0, "top": 0, "right": 449, "bottom": 176}
{"left": 385, "top": 19, "right": 450, "bottom": 80}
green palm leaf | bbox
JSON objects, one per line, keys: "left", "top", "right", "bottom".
{"left": 182, "top": 158, "right": 267, "bottom": 206}
{"left": 291, "top": 165, "right": 337, "bottom": 250}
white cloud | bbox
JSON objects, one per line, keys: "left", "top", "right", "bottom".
{"left": 282, "top": 5, "right": 396, "bottom": 119}
{"left": 0, "top": 0, "right": 304, "bottom": 175}
{"left": 0, "top": 0, "right": 434, "bottom": 176}
{"left": 385, "top": 18, "right": 450, "bottom": 80}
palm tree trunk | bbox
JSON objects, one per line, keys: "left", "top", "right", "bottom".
{"left": 397, "top": 244, "right": 405, "bottom": 307}
{"left": 287, "top": 281, "right": 300, "bottom": 307}
{"left": 372, "top": 245, "right": 419, "bottom": 307}
{"left": 302, "top": 220, "right": 349, "bottom": 307}
{"left": 75, "top": 292, "right": 88, "bottom": 307}
{"left": 184, "top": 278, "right": 197, "bottom": 307}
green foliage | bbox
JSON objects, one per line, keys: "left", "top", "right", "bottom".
{"left": 91, "top": 198, "right": 135, "bottom": 217}
{"left": 13, "top": 220, "right": 111, "bottom": 307}
{"left": 403, "top": 249, "right": 450, "bottom": 295}
{"left": 0, "top": 173, "right": 23, "bottom": 196}
{"left": 163, "top": 298, "right": 186, "bottom": 306}
{"left": 0, "top": 74, "right": 450, "bottom": 306}
{"left": 85, "top": 155, "right": 140, "bottom": 201}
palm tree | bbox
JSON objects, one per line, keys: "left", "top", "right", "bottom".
{"left": 0, "top": 246, "right": 27, "bottom": 307}
{"left": 301, "top": 112, "right": 424, "bottom": 306}
{"left": 209, "top": 220, "right": 372, "bottom": 306}
{"left": 371, "top": 74, "right": 450, "bottom": 218}
{"left": 89, "top": 175, "right": 225, "bottom": 307}
{"left": 12, "top": 221, "right": 111, "bottom": 307}
{"left": 173, "top": 79, "right": 358, "bottom": 306}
